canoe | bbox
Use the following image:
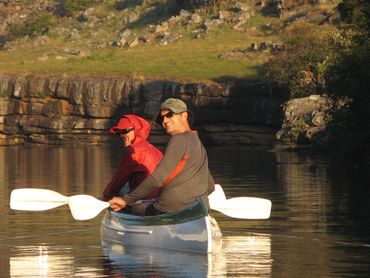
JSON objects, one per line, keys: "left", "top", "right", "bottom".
{"left": 100, "top": 198, "right": 222, "bottom": 253}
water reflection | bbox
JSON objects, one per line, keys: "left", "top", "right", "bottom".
{"left": 102, "top": 233, "right": 271, "bottom": 277}
{"left": 221, "top": 234, "right": 272, "bottom": 277}
{"left": 0, "top": 145, "right": 119, "bottom": 197}
{"left": 10, "top": 245, "right": 75, "bottom": 278}
{"left": 2, "top": 145, "right": 370, "bottom": 277}
{"left": 9, "top": 243, "right": 113, "bottom": 278}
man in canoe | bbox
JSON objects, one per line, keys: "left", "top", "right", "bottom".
{"left": 102, "top": 114, "right": 163, "bottom": 206}
{"left": 109, "top": 98, "right": 215, "bottom": 215}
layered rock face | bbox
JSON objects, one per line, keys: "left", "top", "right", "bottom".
{"left": 0, "top": 75, "right": 288, "bottom": 145}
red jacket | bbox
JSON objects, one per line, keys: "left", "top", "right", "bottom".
{"left": 103, "top": 115, "right": 163, "bottom": 201}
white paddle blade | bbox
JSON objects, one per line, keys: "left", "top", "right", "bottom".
{"left": 208, "top": 184, "right": 227, "bottom": 209}
{"left": 10, "top": 188, "right": 68, "bottom": 211}
{"left": 212, "top": 197, "right": 272, "bottom": 219}
{"left": 68, "top": 195, "right": 109, "bottom": 221}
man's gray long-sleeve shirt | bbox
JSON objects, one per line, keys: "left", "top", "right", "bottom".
{"left": 123, "top": 131, "right": 215, "bottom": 212}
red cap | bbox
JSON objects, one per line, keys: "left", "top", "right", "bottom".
{"left": 109, "top": 117, "right": 133, "bottom": 134}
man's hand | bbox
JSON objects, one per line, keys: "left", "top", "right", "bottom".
{"left": 108, "top": 197, "right": 127, "bottom": 212}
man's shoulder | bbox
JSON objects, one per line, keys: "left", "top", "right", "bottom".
{"left": 168, "top": 133, "right": 184, "bottom": 142}
{"left": 169, "top": 131, "right": 200, "bottom": 146}
{"left": 170, "top": 131, "right": 195, "bottom": 141}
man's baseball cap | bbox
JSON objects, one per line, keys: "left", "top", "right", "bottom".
{"left": 160, "top": 98, "right": 188, "bottom": 113}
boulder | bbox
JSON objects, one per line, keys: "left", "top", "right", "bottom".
{"left": 276, "top": 95, "right": 333, "bottom": 145}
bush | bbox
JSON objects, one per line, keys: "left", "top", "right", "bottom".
{"left": 9, "top": 13, "right": 55, "bottom": 39}
{"left": 56, "top": 0, "right": 96, "bottom": 17}
{"left": 265, "top": 22, "right": 331, "bottom": 98}
{"left": 324, "top": 0, "right": 370, "bottom": 163}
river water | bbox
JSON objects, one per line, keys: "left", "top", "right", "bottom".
{"left": 0, "top": 144, "right": 369, "bottom": 277}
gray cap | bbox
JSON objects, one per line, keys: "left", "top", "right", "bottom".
{"left": 160, "top": 98, "right": 188, "bottom": 113}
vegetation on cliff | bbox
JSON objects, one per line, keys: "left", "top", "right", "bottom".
{"left": 268, "top": 0, "right": 370, "bottom": 165}
{"left": 325, "top": 0, "right": 370, "bottom": 164}
{"left": 0, "top": 0, "right": 339, "bottom": 82}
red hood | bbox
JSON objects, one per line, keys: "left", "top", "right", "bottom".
{"left": 117, "top": 114, "right": 151, "bottom": 145}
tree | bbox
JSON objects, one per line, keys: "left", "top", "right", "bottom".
{"left": 325, "top": 0, "right": 370, "bottom": 163}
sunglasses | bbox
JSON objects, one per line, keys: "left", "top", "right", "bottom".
{"left": 158, "top": 111, "right": 183, "bottom": 123}
{"left": 116, "top": 127, "right": 134, "bottom": 136}
{"left": 162, "top": 111, "right": 175, "bottom": 119}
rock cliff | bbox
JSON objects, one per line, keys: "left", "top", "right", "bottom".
{"left": 0, "top": 74, "right": 288, "bottom": 145}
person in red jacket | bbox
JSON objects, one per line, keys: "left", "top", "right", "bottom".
{"left": 102, "top": 114, "right": 163, "bottom": 205}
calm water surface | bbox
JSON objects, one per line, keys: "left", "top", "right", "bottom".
{"left": 0, "top": 144, "right": 369, "bottom": 277}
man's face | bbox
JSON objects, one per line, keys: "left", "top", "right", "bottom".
{"left": 118, "top": 128, "right": 135, "bottom": 147}
{"left": 160, "top": 109, "right": 187, "bottom": 136}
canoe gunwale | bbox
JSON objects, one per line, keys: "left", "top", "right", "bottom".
{"left": 109, "top": 197, "right": 209, "bottom": 226}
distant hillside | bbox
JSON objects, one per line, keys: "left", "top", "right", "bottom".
{"left": 0, "top": 0, "right": 340, "bottom": 82}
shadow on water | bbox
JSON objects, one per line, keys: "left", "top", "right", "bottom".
{"left": 325, "top": 165, "right": 370, "bottom": 237}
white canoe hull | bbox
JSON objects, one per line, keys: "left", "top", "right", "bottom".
{"left": 100, "top": 199, "right": 222, "bottom": 253}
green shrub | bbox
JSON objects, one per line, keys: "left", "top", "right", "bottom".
{"left": 57, "top": 0, "right": 97, "bottom": 16}
{"left": 9, "top": 12, "right": 55, "bottom": 39}
{"left": 265, "top": 22, "right": 331, "bottom": 98}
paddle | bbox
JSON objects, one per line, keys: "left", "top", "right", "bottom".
{"left": 10, "top": 188, "right": 110, "bottom": 221}
{"left": 10, "top": 184, "right": 272, "bottom": 220}
{"left": 208, "top": 184, "right": 272, "bottom": 219}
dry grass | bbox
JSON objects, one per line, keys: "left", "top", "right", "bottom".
{"left": 0, "top": 27, "right": 273, "bottom": 82}
{"left": 0, "top": 0, "right": 337, "bottom": 82}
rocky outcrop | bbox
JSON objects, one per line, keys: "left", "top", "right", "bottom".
{"left": 276, "top": 95, "right": 332, "bottom": 146}
{"left": 0, "top": 75, "right": 288, "bottom": 145}
{"left": 1, "top": 0, "right": 338, "bottom": 52}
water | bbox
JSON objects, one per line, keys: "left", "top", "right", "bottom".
{"left": 1, "top": 144, "right": 370, "bottom": 277}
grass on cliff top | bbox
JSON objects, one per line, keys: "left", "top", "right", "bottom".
{"left": 0, "top": 0, "right": 339, "bottom": 83}
{"left": 0, "top": 24, "right": 273, "bottom": 82}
